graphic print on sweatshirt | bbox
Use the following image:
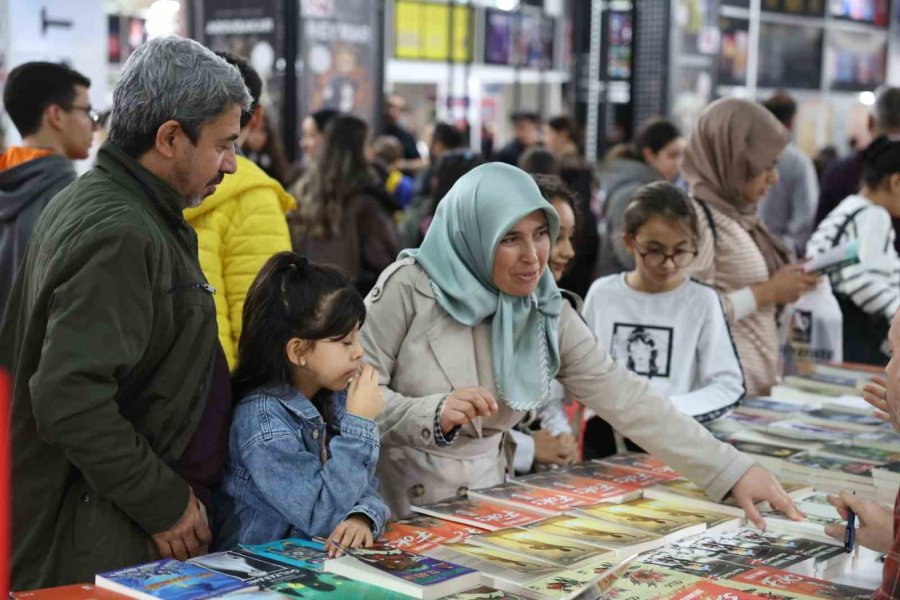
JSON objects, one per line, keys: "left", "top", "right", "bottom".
{"left": 610, "top": 323, "right": 673, "bottom": 378}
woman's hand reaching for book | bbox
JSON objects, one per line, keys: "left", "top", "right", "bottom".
{"left": 863, "top": 375, "right": 894, "bottom": 425}
{"left": 326, "top": 514, "right": 374, "bottom": 558}
{"left": 730, "top": 465, "right": 804, "bottom": 530}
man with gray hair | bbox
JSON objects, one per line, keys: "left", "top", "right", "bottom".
{"left": 0, "top": 36, "right": 251, "bottom": 588}
{"left": 816, "top": 85, "right": 900, "bottom": 250}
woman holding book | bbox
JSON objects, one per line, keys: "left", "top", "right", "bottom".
{"left": 684, "top": 98, "right": 818, "bottom": 396}
{"left": 360, "top": 161, "right": 801, "bottom": 526}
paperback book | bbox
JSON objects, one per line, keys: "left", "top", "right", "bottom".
{"left": 670, "top": 581, "right": 773, "bottom": 599}
{"left": 723, "top": 565, "right": 874, "bottom": 599}
{"left": 591, "top": 453, "right": 681, "bottom": 480}
{"left": 189, "top": 550, "right": 310, "bottom": 587}
{"left": 512, "top": 471, "right": 640, "bottom": 504}
{"left": 240, "top": 538, "right": 329, "bottom": 572}
{"left": 783, "top": 453, "right": 875, "bottom": 486}
{"left": 637, "top": 546, "right": 754, "bottom": 580}
{"left": 735, "top": 398, "right": 806, "bottom": 419}
{"left": 816, "top": 443, "right": 900, "bottom": 464}
{"left": 563, "top": 462, "right": 670, "bottom": 489}
{"left": 519, "top": 553, "right": 639, "bottom": 600}
{"left": 799, "top": 408, "right": 885, "bottom": 432}
{"left": 468, "top": 528, "right": 610, "bottom": 569}
{"left": 410, "top": 497, "right": 545, "bottom": 531}
{"left": 10, "top": 584, "right": 129, "bottom": 599}
{"left": 381, "top": 518, "right": 472, "bottom": 554}
{"left": 574, "top": 502, "right": 707, "bottom": 540}
{"left": 627, "top": 498, "right": 741, "bottom": 532}
{"left": 642, "top": 480, "right": 746, "bottom": 518}
{"left": 585, "top": 561, "right": 702, "bottom": 599}
{"left": 442, "top": 586, "right": 532, "bottom": 599}
{"left": 323, "top": 542, "right": 480, "bottom": 600}
{"left": 261, "top": 569, "right": 405, "bottom": 599}
{"left": 783, "top": 373, "right": 863, "bottom": 397}
{"left": 95, "top": 559, "right": 254, "bottom": 599}
{"left": 425, "top": 542, "right": 559, "bottom": 594}
{"left": 524, "top": 514, "right": 665, "bottom": 553}
{"left": 467, "top": 481, "right": 593, "bottom": 514}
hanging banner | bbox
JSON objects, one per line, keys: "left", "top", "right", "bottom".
{"left": 394, "top": 0, "right": 472, "bottom": 62}
{"left": 299, "top": 0, "right": 380, "bottom": 127}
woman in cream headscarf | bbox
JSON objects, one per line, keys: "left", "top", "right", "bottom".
{"left": 360, "top": 161, "right": 800, "bottom": 526}
{"left": 684, "top": 98, "right": 818, "bottom": 396}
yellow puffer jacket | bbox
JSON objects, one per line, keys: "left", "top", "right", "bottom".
{"left": 184, "top": 155, "right": 295, "bottom": 369}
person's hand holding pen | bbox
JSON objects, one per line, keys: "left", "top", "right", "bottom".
{"left": 825, "top": 491, "right": 893, "bottom": 554}
{"left": 439, "top": 387, "right": 499, "bottom": 437}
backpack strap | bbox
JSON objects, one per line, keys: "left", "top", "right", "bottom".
{"left": 831, "top": 205, "right": 869, "bottom": 248}
{"left": 694, "top": 197, "right": 718, "bottom": 247}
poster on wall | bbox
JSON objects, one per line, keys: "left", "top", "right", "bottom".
{"left": 394, "top": 0, "right": 471, "bottom": 62}
{"left": 761, "top": 0, "right": 826, "bottom": 16}
{"left": 718, "top": 16, "right": 748, "bottom": 86}
{"left": 828, "top": 29, "right": 886, "bottom": 91}
{"left": 484, "top": 8, "right": 554, "bottom": 68}
{"left": 757, "top": 22, "right": 823, "bottom": 89}
{"left": 299, "top": 0, "right": 380, "bottom": 128}
{"left": 831, "top": 0, "right": 890, "bottom": 26}
{"left": 190, "top": 0, "right": 286, "bottom": 133}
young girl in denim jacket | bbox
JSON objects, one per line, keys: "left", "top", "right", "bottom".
{"left": 214, "top": 252, "right": 389, "bottom": 556}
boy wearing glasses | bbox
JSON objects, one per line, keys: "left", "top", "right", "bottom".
{"left": 0, "top": 61, "right": 95, "bottom": 315}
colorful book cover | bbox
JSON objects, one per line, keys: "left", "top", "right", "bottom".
{"left": 720, "top": 530, "right": 845, "bottom": 563}
{"left": 189, "top": 550, "right": 308, "bottom": 586}
{"left": 649, "top": 479, "right": 746, "bottom": 509}
{"left": 263, "top": 569, "right": 406, "bottom": 599}
{"left": 628, "top": 498, "right": 739, "bottom": 529}
{"left": 725, "top": 566, "right": 874, "bottom": 599}
{"left": 442, "top": 586, "right": 532, "bottom": 599}
{"left": 520, "top": 555, "right": 641, "bottom": 599}
{"left": 592, "top": 454, "right": 681, "bottom": 479}
{"left": 10, "top": 584, "right": 129, "bottom": 599}
{"left": 802, "top": 409, "right": 884, "bottom": 429}
{"left": 576, "top": 502, "right": 703, "bottom": 536}
{"left": 584, "top": 562, "right": 702, "bottom": 599}
{"left": 382, "top": 521, "right": 460, "bottom": 554}
{"left": 564, "top": 462, "right": 669, "bottom": 488}
{"left": 670, "top": 536, "right": 811, "bottom": 571}
{"left": 729, "top": 441, "right": 806, "bottom": 460}
{"left": 638, "top": 547, "right": 752, "bottom": 580}
{"left": 524, "top": 515, "right": 662, "bottom": 550}
{"left": 784, "top": 453, "right": 874, "bottom": 479}
{"left": 736, "top": 398, "right": 804, "bottom": 416}
{"left": 95, "top": 559, "right": 252, "bottom": 599}
{"left": 430, "top": 542, "right": 559, "bottom": 578}
{"left": 766, "top": 420, "right": 859, "bottom": 441}
{"left": 241, "top": 538, "right": 329, "bottom": 572}
{"left": 340, "top": 542, "right": 477, "bottom": 586}
{"left": 670, "top": 580, "right": 772, "bottom": 599}
{"left": 471, "top": 481, "right": 592, "bottom": 512}
{"left": 411, "top": 497, "right": 545, "bottom": 530}
{"left": 515, "top": 471, "right": 638, "bottom": 503}
{"left": 820, "top": 443, "right": 900, "bottom": 464}
{"left": 470, "top": 529, "right": 609, "bottom": 568}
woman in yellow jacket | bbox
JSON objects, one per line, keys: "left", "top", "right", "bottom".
{"left": 184, "top": 52, "right": 295, "bottom": 369}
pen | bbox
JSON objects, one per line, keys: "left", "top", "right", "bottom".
{"left": 844, "top": 507, "right": 856, "bottom": 554}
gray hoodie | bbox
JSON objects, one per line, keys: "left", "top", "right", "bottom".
{"left": 596, "top": 158, "right": 661, "bottom": 277}
{"left": 0, "top": 154, "right": 75, "bottom": 317}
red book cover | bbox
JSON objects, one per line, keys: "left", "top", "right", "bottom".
{"left": 469, "top": 481, "right": 595, "bottom": 513}
{"left": 671, "top": 580, "right": 770, "bottom": 599}
{"left": 727, "top": 566, "right": 874, "bottom": 598}
{"left": 11, "top": 584, "right": 129, "bottom": 599}
{"left": 517, "top": 470, "right": 640, "bottom": 501}
{"left": 595, "top": 454, "right": 682, "bottom": 480}
{"left": 411, "top": 497, "right": 545, "bottom": 531}
{"left": 381, "top": 516, "right": 480, "bottom": 553}
{"left": 564, "top": 462, "right": 671, "bottom": 489}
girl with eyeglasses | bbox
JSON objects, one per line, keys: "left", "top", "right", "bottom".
{"left": 581, "top": 181, "right": 745, "bottom": 458}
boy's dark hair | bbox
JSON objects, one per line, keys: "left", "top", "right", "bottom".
{"left": 763, "top": 92, "right": 797, "bottom": 127}
{"left": 432, "top": 122, "right": 463, "bottom": 151}
{"left": 861, "top": 135, "right": 900, "bottom": 189}
{"left": 622, "top": 181, "right": 699, "bottom": 243}
{"left": 548, "top": 115, "right": 579, "bottom": 140}
{"left": 232, "top": 252, "right": 366, "bottom": 399}
{"left": 216, "top": 51, "right": 262, "bottom": 129}
{"left": 511, "top": 111, "right": 540, "bottom": 125}
{"left": 3, "top": 61, "right": 91, "bottom": 137}
{"left": 533, "top": 174, "right": 581, "bottom": 229}
{"left": 519, "top": 147, "right": 560, "bottom": 176}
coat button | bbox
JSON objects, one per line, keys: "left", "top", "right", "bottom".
{"left": 81, "top": 493, "right": 91, "bottom": 503}
{"left": 371, "top": 287, "right": 382, "bottom": 300}
{"left": 411, "top": 484, "right": 425, "bottom": 497}
{"left": 312, "top": 429, "right": 320, "bottom": 440}
{"left": 421, "top": 428, "right": 432, "bottom": 440}
{"left": 457, "top": 486, "right": 468, "bottom": 497}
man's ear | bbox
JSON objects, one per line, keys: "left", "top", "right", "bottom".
{"left": 154, "top": 120, "right": 182, "bottom": 159}
{"left": 44, "top": 104, "right": 66, "bottom": 132}
{"left": 249, "top": 105, "right": 265, "bottom": 130}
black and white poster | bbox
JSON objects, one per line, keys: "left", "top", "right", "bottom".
{"left": 610, "top": 323, "right": 673, "bottom": 379}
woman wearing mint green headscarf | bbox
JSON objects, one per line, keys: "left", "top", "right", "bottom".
{"left": 361, "top": 162, "right": 800, "bottom": 525}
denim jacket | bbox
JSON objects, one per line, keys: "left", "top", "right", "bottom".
{"left": 214, "top": 383, "right": 389, "bottom": 549}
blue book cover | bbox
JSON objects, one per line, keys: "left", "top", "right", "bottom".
{"left": 344, "top": 543, "right": 477, "bottom": 585}
{"left": 265, "top": 570, "right": 409, "bottom": 598}
{"left": 241, "top": 538, "right": 329, "bottom": 573}
{"left": 190, "top": 549, "right": 310, "bottom": 586}
{"left": 95, "top": 559, "right": 252, "bottom": 599}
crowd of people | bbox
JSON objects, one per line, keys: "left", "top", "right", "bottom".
{"left": 3, "top": 34, "right": 900, "bottom": 597}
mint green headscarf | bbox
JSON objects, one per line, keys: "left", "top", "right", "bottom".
{"left": 401, "top": 162, "right": 562, "bottom": 410}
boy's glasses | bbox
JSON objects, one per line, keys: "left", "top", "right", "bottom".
{"left": 631, "top": 238, "right": 697, "bottom": 268}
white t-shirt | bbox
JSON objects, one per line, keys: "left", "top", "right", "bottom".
{"left": 583, "top": 274, "right": 745, "bottom": 421}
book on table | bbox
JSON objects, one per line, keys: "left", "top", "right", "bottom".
{"left": 584, "top": 562, "right": 703, "bottom": 599}
{"left": 466, "top": 481, "right": 595, "bottom": 515}
{"left": 733, "top": 397, "right": 807, "bottom": 419}
{"left": 625, "top": 498, "right": 741, "bottom": 533}
{"left": 410, "top": 496, "right": 545, "bottom": 531}
{"left": 669, "top": 580, "right": 774, "bottom": 599}
{"left": 466, "top": 528, "right": 612, "bottom": 569}
{"left": 522, "top": 514, "right": 666, "bottom": 554}
{"left": 95, "top": 559, "right": 255, "bottom": 599}
{"left": 814, "top": 443, "right": 900, "bottom": 464}
{"left": 10, "top": 584, "right": 130, "bottom": 599}
{"left": 441, "top": 585, "right": 533, "bottom": 599}
{"left": 512, "top": 471, "right": 640, "bottom": 504}
{"left": 189, "top": 549, "right": 319, "bottom": 588}
{"left": 799, "top": 408, "right": 885, "bottom": 432}
{"left": 562, "top": 462, "right": 671, "bottom": 489}
{"left": 424, "top": 542, "right": 560, "bottom": 595}
{"left": 573, "top": 501, "right": 707, "bottom": 542}
{"left": 718, "top": 565, "right": 875, "bottom": 599}
{"left": 239, "top": 538, "right": 329, "bottom": 572}
{"left": 590, "top": 453, "right": 681, "bottom": 480}
{"left": 517, "top": 553, "right": 640, "bottom": 600}
{"left": 257, "top": 568, "right": 407, "bottom": 599}
{"left": 381, "top": 517, "right": 477, "bottom": 554}
{"left": 783, "top": 372, "right": 864, "bottom": 397}
{"left": 322, "top": 542, "right": 479, "bottom": 600}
